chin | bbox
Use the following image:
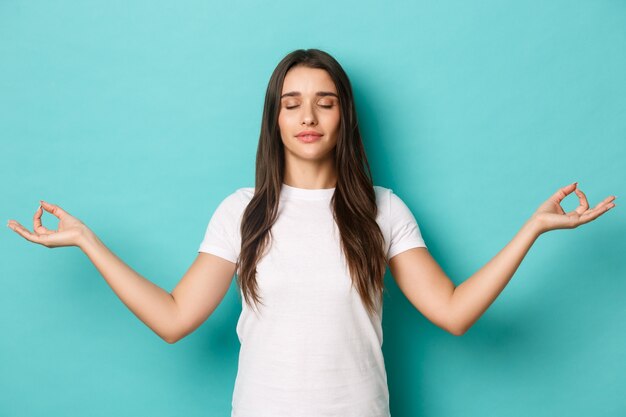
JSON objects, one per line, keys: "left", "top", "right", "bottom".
{"left": 288, "top": 147, "right": 336, "bottom": 162}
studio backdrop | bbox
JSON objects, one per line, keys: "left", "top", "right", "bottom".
{"left": 1, "top": 1, "right": 624, "bottom": 416}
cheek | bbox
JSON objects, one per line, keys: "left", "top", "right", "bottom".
{"left": 277, "top": 114, "right": 288, "bottom": 135}
{"left": 329, "top": 112, "right": 341, "bottom": 132}
{"left": 278, "top": 112, "right": 295, "bottom": 130}
{"left": 277, "top": 115, "right": 295, "bottom": 144}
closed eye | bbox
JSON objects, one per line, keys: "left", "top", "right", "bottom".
{"left": 284, "top": 104, "right": 335, "bottom": 109}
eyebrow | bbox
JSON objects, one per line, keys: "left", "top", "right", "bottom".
{"left": 280, "top": 91, "right": 339, "bottom": 99}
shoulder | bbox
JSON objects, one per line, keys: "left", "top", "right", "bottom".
{"left": 373, "top": 185, "right": 392, "bottom": 223}
{"left": 373, "top": 185, "right": 404, "bottom": 209}
{"left": 372, "top": 185, "right": 417, "bottom": 225}
{"left": 373, "top": 185, "right": 411, "bottom": 208}
{"left": 373, "top": 185, "right": 392, "bottom": 201}
{"left": 209, "top": 187, "right": 255, "bottom": 222}
{"left": 372, "top": 185, "right": 392, "bottom": 210}
{"left": 232, "top": 186, "right": 255, "bottom": 203}
{"left": 217, "top": 186, "right": 254, "bottom": 207}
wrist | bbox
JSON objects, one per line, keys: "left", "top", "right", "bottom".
{"left": 77, "top": 224, "right": 97, "bottom": 251}
{"left": 525, "top": 214, "right": 545, "bottom": 237}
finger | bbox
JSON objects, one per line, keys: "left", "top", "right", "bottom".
{"left": 578, "top": 199, "right": 616, "bottom": 224}
{"left": 40, "top": 200, "right": 70, "bottom": 220}
{"left": 571, "top": 186, "right": 589, "bottom": 215}
{"left": 548, "top": 182, "right": 577, "bottom": 205}
{"left": 589, "top": 195, "right": 617, "bottom": 212}
{"left": 7, "top": 220, "right": 45, "bottom": 245}
{"left": 33, "top": 204, "right": 55, "bottom": 235}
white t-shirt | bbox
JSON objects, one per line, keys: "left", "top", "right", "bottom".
{"left": 198, "top": 183, "right": 427, "bottom": 417}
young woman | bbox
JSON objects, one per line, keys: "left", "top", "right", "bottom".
{"left": 7, "top": 49, "right": 616, "bottom": 417}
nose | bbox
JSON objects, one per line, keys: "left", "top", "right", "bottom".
{"left": 301, "top": 103, "right": 317, "bottom": 126}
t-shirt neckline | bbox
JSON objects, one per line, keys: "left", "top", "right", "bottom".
{"left": 280, "top": 182, "right": 336, "bottom": 200}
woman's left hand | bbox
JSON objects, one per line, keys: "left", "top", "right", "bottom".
{"left": 531, "top": 182, "right": 616, "bottom": 235}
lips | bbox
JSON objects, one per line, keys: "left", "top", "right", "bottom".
{"left": 296, "top": 130, "right": 323, "bottom": 138}
{"left": 296, "top": 131, "right": 323, "bottom": 143}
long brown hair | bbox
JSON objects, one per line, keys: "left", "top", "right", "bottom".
{"left": 236, "top": 48, "right": 387, "bottom": 317}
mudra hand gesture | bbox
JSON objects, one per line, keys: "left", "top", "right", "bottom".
{"left": 531, "top": 182, "right": 616, "bottom": 234}
{"left": 7, "top": 200, "right": 88, "bottom": 248}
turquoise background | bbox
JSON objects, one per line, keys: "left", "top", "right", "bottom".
{"left": 2, "top": 1, "right": 625, "bottom": 416}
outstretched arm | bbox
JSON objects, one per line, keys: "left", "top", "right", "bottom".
{"left": 8, "top": 200, "right": 236, "bottom": 344}
{"left": 389, "top": 182, "right": 616, "bottom": 336}
{"left": 446, "top": 216, "right": 540, "bottom": 335}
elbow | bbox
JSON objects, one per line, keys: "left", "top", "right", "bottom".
{"left": 447, "top": 317, "right": 468, "bottom": 336}
{"left": 164, "top": 333, "right": 180, "bottom": 344}
{"left": 163, "top": 328, "right": 184, "bottom": 344}
{"left": 163, "top": 316, "right": 187, "bottom": 344}
{"left": 449, "top": 326, "right": 467, "bottom": 337}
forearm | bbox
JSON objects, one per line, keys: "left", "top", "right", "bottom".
{"left": 449, "top": 217, "right": 542, "bottom": 335}
{"left": 78, "top": 228, "right": 180, "bottom": 343}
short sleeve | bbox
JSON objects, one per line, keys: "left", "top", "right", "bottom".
{"left": 387, "top": 190, "right": 427, "bottom": 261}
{"left": 197, "top": 191, "right": 245, "bottom": 264}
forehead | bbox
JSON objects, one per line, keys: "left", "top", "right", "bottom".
{"left": 281, "top": 66, "right": 337, "bottom": 94}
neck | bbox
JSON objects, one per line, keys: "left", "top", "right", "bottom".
{"left": 283, "top": 154, "right": 337, "bottom": 189}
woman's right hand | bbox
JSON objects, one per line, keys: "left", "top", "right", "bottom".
{"left": 7, "top": 200, "right": 89, "bottom": 248}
